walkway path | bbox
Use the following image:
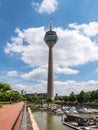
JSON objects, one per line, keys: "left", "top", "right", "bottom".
{"left": 0, "top": 102, "right": 24, "bottom": 130}
{"left": 20, "top": 104, "right": 27, "bottom": 130}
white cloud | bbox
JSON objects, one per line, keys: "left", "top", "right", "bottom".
{"left": 55, "top": 66, "right": 79, "bottom": 75}
{"left": 32, "top": 0, "right": 58, "bottom": 14}
{"left": 7, "top": 71, "right": 18, "bottom": 77}
{"left": 15, "top": 84, "right": 36, "bottom": 93}
{"left": 14, "top": 80, "right": 98, "bottom": 96}
{"left": 4, "top": 22, "right": 98, "bottom": 69}
{"left": 69, "top": 22, "right": 98, "bottom": 37}
{"left": 96, "top": 68, "right": 98, "bottom": 72}
{"left": 15, "top": 81, "right": 47, "bottom": 94}
{"left": 54, "top": 80, "right": 98, "bottom": 95}
{"left": 20, "top": 66, "right": 79, "bottom": 81}
{"left": 4, "top": 22, "right": 98, "bottom": 93}
{"left": 55, "top": 27, "right": 98, "bottom": 67}
{"left": 4, "top": 27, "right": 47, "bottom": 67}
{"left": 20, "top": 67, "right": 47, "bottom": 80}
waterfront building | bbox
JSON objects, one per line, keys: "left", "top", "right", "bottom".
{"left": 25, "top": 93, "right": 47, "bottom": 98}
{"left": 44, "top": 18, "right": 58, "bottom": 100}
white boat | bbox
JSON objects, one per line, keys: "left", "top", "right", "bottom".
{"left": 69, "top": 122, "right": 78, "bottom": 126}
{"left": 65, "top": 107, "right": 78, "bottom": 114}
{"left": 77, "top": 108, "right": 92, "bottom": 114}
{"left": 80, "top": 127, "right": 90, "bottom": 130}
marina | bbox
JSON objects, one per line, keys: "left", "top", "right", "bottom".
{"left": 32, "top": 104, "right": 98, "bottom": 130}
{"left": 33, "top": 110, "right": 73, "bottom": 130}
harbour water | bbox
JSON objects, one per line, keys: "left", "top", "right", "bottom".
{"left": 33, "top": 111, "right": 74, "bottom": 130}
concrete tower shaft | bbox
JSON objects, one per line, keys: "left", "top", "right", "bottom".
{"left": 47, "top": 46, "right": 54, "bottom": 99}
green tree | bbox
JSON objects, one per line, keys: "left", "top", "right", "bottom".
{"left": 0, "top": 82, "right": 12, "bottom": 92}
{"left": 69, "top": 92, "right": 77, "bottom": 102}
{"left": 77, "top": 91, "right": 85, "bottom": 103}
{"left": 91, "top": 90, "right": 96, "bottom": 100}
{"left": 96, "top": 90, "right": 98, "bottom": 99}
{"left": 47, "top": 97, "right": 53, "bottom": 103}
{"left": 32, "top": 96, "right": 41, "bottom": 101}
{"left": 0, "top": 82, "right": 23, "bottom": 103}
{"left": 63, "top": 96, "right": 69, "bottom": 102}
{"left": 84, "top": 92, "right": 91, "bottom": 102}
{"left": 8, "top": 91, "right": 22, "bottom": 103}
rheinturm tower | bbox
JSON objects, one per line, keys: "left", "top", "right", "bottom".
{"left": 44, "top": 19, "right": 58, "bottom": 100}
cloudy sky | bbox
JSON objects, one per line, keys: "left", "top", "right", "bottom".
{"left": 1, "top": 0, "right": 98, "bottom": 95}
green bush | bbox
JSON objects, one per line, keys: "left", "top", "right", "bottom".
{"left": 0, "top": 104, "right": 2, "bottom": 108}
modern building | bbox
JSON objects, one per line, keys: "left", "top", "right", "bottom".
{"left": 25, "top": 93, "right": 47, "bottom": 99}
{"left": 21, "top": 89, "right": 26, "bottom": 95}
{"left": 44, "top": 18, "right": 58, "bottom": 100}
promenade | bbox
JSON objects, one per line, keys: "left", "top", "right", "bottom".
{"left": 0, "top": 102, "right": 24, "bottom": 130}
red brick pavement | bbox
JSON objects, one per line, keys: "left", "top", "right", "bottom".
{"left": 0, "top": 102, "right": 24, "bottom": 130}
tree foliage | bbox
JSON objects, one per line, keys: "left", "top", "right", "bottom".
{"left": 69, "top": 92, "right": 77, "bottom": 102}
{"left": 77, "top": 91, "right": 85, "bottom": 103}
{"left": 62, "top": 89, "right": 98, "bottom": 104}
{"left": 0, "top": 82, "right": 23, "bottom": 103}
{"left": 0, "top": 82, "right": 11, "bottom": 92}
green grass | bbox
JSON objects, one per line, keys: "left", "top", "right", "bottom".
{"left": 0, "top": 101, "right": 11, "bottom": 105}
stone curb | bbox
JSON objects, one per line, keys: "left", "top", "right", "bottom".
{"left": 28, "top": 107, "right": 40, "bottom": 130}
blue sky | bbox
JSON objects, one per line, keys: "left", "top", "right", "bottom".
{"left": 1, "top": 0, "right": 98, "bottom": 95}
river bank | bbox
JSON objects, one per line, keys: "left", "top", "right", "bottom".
{"left": 28, "top": 107, "right": 40, "bottom": 130}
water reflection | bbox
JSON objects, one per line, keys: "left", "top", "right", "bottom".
{"left": 33, "top": 111, "right": 73, "bottom": 130}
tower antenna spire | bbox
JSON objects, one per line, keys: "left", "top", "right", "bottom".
{"left": 50, "top": 17, "right": 52, "bottom": 31}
